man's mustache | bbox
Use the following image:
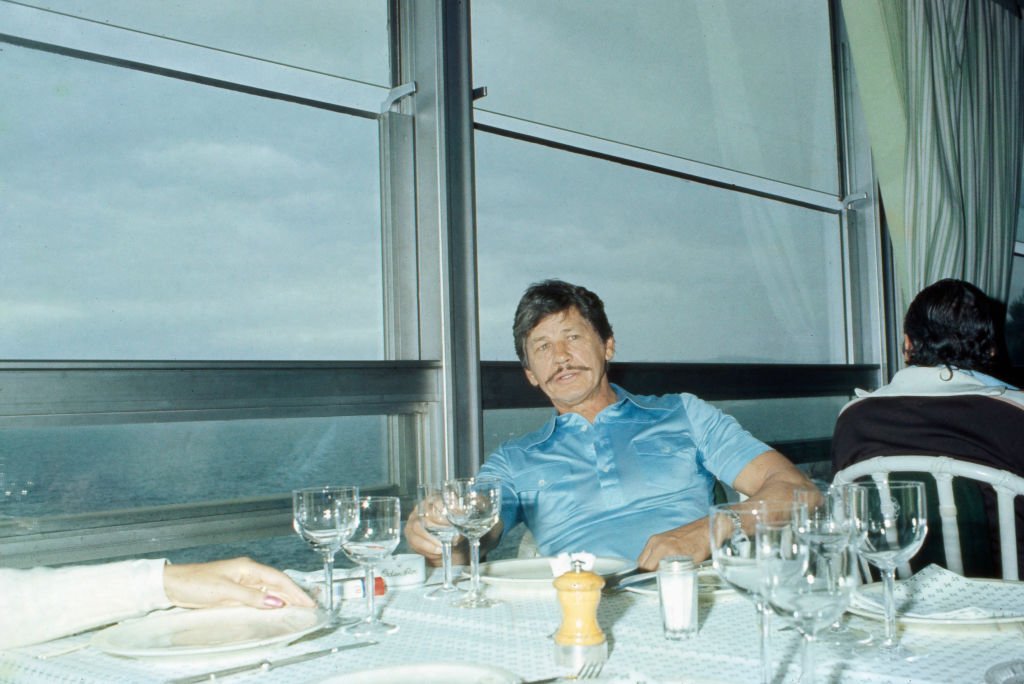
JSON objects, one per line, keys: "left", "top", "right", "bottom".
{"left": 546, "top": 365, "right": 591, "bottom": 383}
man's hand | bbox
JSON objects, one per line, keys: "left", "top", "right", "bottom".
{"left": 636, "top": 517, "right": 711, "bottom": 571}
{"left": 163, "top": 556, "right": 315, "bottom": 610}
{"left": 403, "top": 508, "right": 469, "bottom": 566}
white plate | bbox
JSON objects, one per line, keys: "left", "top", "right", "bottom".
{"left": 848, "top": 579, "right": 1024, "bottom": 626}
{"left": 318, "top": 662, "right": 521, "bottom": 683}
{"left": 621, "top": 568, "right": 730, "bottom": 597}
{"left": 480, "top": 557, "right": 636, "bottom": 590}
{"left": 986, "top": 659, "right": 1024, "bottom": 684}
{"left": 91, "top": 606, "right": 328, "bottom": 658}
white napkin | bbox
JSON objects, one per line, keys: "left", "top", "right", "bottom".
{"left": 548, "top": 552, "right": 596, "bottom": 577}
{"left": 852, "top": 564, "right": 1024, "bottom": 620}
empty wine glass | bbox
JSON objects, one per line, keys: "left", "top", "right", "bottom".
{"left": 760, "top": 505, "right": 858, "bottom": 684}
{"left": 342, "top": 495, "right": 402, "bottom": 636}
{"left": 842, "top": 480, "right": 928, "bottom": 661}
{"left": 416, "top": 482, "right": 465, "bottom": 599}
{"left": 292, "top": 485, "right": 360, "bottom": 625}
{"left": 709, "top": 501, "right": 797, "bottom": 684}
{"left": 442, "top": 476, "right": 501, "bottom": 609}
{"left": 796, "top": 482, "right": 871, "bottom": 649}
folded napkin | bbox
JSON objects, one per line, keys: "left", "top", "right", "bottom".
{"left": 548, "top": 552, "right": 596, "bottom": 577}
{"left": 851, "top": 564, "right": 1024, "bottom": 620}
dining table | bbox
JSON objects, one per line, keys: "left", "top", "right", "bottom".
{"left": 1, "top": 564, "right": 1021, "bottom": 683}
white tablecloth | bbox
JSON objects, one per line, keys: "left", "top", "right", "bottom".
{"left": 2, "top": 569, "right": 1021, "bottom": 683}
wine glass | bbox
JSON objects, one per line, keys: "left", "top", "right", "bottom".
{"left": 760, "top": 505, "right": 858, "bottom": 684}
{"left": 342, "top": 495, "right": 402, "bottom": 636}
{"left": 709, "top": 501, "right": 797, "bottom": 684}
{"left": 416, "top": 482, "right": 465, "bottom": 599}
{"left": 442, "top": 476, "right": 501, "bottom": 609}
{"left": 292, "top": 485, "right": 360, "bottom": 625}
{"left": 842, "top": 480, "right": 928, "bottom": 661}
{"left": 796, "top": 482, "right": 871, "bottom": 648}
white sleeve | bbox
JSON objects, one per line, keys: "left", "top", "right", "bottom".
{"left": 0, "top": 558, "right": 173, "bottom": 649}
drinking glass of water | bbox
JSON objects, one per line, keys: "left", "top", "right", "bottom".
{"left": 343, "top": 495, "right": 402, "bottom": 636}
{"left": 416, "top": 482, "right": 465, "bottom": 599}
{"left": 292, "top": 485, "right": 360, "bottom": 625}
{"left": 442, "top": 476, "right": 501, "bottom": 609}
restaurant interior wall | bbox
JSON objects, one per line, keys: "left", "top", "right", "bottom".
{"left": 0, "top": 0, "right": 884, "bottom": 569}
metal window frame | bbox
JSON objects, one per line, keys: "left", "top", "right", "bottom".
{"left": 390, "top": 0, "right": 483, "bottom": 480}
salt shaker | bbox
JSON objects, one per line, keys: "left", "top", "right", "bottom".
{"left": 553, "top": 559, "right": 608, "bottom": 669}
{"left": 657, "top": 555, "right": 698, "bottom": 639}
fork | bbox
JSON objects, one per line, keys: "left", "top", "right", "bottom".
{"left": 574, "top": 660, "right": 604, "bottom": 679}
{"left": 522, "top": 660, "right": 605, "bottom": 683}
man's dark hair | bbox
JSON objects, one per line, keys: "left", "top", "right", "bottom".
{"left": 903, "top": 278, "right": 997, "bottom": 372}
{"left": 513, "top": 279, "right": 614, "bottom": 366}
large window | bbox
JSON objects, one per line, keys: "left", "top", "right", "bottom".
{"left": 0, "top": 0, "right": 417, "bottom": 570}
{"left": 475, "top": 135, "right": 846, "bottom": 365}
{"left": 1, "top": 44, "right": 383, "bottom": 361}
{"left": 471, "top": 0, "right": 838, "bottom": 193}
{"left": 16, "top": 0, "right": 389, "bottom": 85}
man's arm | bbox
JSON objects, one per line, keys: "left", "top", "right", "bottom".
{"left": 635, "top": 450, "right": 812, "bottom": 570}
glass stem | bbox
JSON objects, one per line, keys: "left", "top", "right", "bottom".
{"left": 469, "top": 537, "right": 482, "bottom": 595}
{"left": 322, "top": 552, "right": 335, "bottom": 622}
{"left": 755, "top": 598, "right": 772, "bottom": 684}
{"left": 801, "top": 632, "right": 816, "bottom": 684}
{"left": 364, "top": 563, "right": 377, "bottom": 624}
{"left": 441, "top": 539, "right": 454, "bottom": 589}
{"left": 881, "top": 566, "right": 897, "bottom": 647}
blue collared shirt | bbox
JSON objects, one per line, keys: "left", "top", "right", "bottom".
{"left": 479, "top": 385, "right": 770, "bottom": 559}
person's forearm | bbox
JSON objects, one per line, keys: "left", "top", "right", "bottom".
{"left": 742, "top": 468, "right": 814, "bottom": 504}
{"left": 0, "top": 559, "right": 170, "bottom": 649}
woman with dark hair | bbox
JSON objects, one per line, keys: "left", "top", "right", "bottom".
{"left": 832, "top": 278, "right": 1024, "bottom": 577}
{"left": 902, "top": 278, "right": 999, "bottom": 372}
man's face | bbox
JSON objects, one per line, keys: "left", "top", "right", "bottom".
{"left": 523, "top": 307, "right": 615, "bottom": 414}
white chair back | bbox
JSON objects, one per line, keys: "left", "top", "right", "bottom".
{"left": 833, "top": 455, "right": 1024, "bottom": 580}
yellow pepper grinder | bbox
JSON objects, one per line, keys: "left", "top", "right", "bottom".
{"left": 553, "top": 559, "right": 608, "bottom": 670}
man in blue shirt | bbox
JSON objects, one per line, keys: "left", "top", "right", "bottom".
{"left": 407, "top": 279, "right": 812, "bottom": 570}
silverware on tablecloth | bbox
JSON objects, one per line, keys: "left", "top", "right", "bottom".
{"left": 165, "top": 640, "right": 376, "bottom": 683}
{"left": 608, "top": 570, "right": 656, "bottom": 591}
{"left": 522, "top": 660, "right": 605, "bottom": 683}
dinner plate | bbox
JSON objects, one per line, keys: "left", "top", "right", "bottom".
{"left": 480, "top": 557, "right": 636, "bottom": 591}
{"left": 91, "top": 606, "right": 328, "bottom": 658}
{"left": 317, "top": 662, "right": 521, "bottom": 683}
{"left": 848, "top": 578, "right": 1024, "bottom": 626}
{"left": 985, "top": 659, "right": 1024, "bottom": 684}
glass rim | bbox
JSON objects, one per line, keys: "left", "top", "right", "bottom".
{"left": 443, "top": 475, "right": 503, "bottom": 486}
{"left": 292, "top": 484, "right": 360, "bottom": 495}
{"left": 708, "top": 500, "right": 802, "bottom": 512}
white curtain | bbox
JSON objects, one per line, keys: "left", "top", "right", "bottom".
{"left": 843, "top": 0, "right": 1024, "bottom": 306}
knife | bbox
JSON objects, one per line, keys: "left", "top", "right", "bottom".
{"left": 611, "top": 571, "right": 657, "bottom": 590}
{"left": 166, "top": 640, "right": 377, "bottom": 683}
